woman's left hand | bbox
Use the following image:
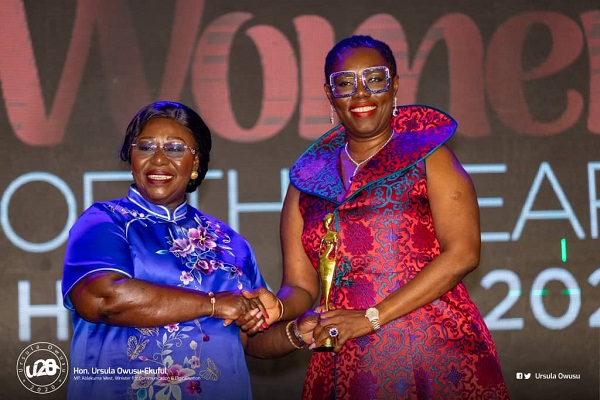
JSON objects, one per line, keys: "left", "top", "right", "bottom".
{"left": 312, "top": 308, "right": 374, "bottom": 352}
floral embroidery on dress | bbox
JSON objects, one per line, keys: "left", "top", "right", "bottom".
{"left": 108, "top": 205, "right": 244, "bottom": 291}
{"left": 108, "top": 203, "right": 158, "bottom": 230}
{"left": 157, "top": 214, "right": 244, "bottom": 290}
{"left": 105, "top": 208, "right": 236, "bottom": 399}
{"left": 128, "top": 320, "right": 221, "bottom": 400}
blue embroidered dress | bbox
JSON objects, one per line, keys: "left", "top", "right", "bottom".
{"left": 62, "top": 185, "right": 265, "bottom": 400}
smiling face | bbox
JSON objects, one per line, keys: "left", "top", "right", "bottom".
{"left": 325, "top": 46, "right": 399, "bottom": 141}
{"left": 130, "top": 118, "right": 199, "bottom": 210}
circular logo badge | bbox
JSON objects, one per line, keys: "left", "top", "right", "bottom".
{"left": 16, "top": 342, "right": 69, "bottom": 394}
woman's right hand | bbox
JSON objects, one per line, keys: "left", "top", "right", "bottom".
{"left": 230, "top": 287, "right": 280, "bottom": 333}
{"left": 216, "top": 290, "right": 267, "bottom": 334}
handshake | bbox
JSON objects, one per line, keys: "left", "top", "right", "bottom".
{"left": 223, "top": 287, "right": 319, "bottom": 349}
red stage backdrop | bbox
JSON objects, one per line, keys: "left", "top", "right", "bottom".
{"left": 1, "top": 1, "right": 599, "bottom": 399}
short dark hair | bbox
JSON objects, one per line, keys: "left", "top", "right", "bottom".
{"left": 120, "top": 101, "right": 212, "bottom": 193}
{"left": 324, "top": 35, "right": 397, "bottom": 83}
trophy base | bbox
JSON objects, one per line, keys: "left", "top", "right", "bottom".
{"left": 313, "top": 345, "right": 335, "bottom": 352}
{"left": 313, "top": 336, "right": 335, "bottom": 352}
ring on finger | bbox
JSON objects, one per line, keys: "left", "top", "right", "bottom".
{"left": 328, "top": 326, "right": 339, "bottom": 338}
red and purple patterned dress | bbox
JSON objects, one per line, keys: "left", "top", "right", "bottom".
{"left": 289, "top": 105, "right": 509, "bottom": 399}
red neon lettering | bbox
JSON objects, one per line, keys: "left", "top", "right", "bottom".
{"left": 486, "top": 12, "right": 584, "bottom": 136}
{"left": 192, "top": 12, "right": 298, "bottom": 142}
{"left": 294, "top": 16, "right": 335, "bottom": 140}
{"left": 1, "top": 4, "right": 596, "bottom": 144}
{"left": 0, "top": 0, "right": 93, "bottom": 145}
{"left": 0, "top": 0, "right": 204, "bottom": 145}
{"left": 354, "top": 14, "right": 490, "bottom": 137}
{"left": 581, "top": 11, "right": 600, "bottom": 135}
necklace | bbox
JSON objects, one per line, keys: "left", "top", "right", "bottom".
{"left": 343, "top": 131, "right": 394, "bottom": 180}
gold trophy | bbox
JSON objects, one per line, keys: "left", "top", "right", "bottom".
{"left": 314, "top": 213, "right": 338, "bottom": 352}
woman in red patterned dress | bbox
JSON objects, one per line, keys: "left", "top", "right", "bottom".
{"left": 245, "top": 35, "right": 509, "bottom": 399}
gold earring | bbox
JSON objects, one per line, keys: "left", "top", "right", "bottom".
{"left": 190, "top": 171, "right": 198, "bottom": 180}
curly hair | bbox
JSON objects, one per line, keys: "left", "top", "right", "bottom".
{"left": 120, "top": 101, "right": 212, "bottom": 193}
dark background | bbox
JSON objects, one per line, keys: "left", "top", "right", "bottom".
{"left": 1, "top": 1, "right": 598, "bottom": 399}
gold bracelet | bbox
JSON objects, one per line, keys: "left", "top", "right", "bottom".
{"left": 208, "top": 292, "right": 216, "bottom": 318}
{"left": 276, "top": 297, "right": 284, "bottom": 322}
{"left": 285, "top": 320, "right": 303, "bottom": 349}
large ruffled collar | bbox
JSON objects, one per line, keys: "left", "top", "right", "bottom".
{"left": 289, "top": 104, "right": 457, "bottom": 204}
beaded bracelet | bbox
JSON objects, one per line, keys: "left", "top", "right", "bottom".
{"left": 208, "top": 292, "right": 216, "bottom": 318}
{"left": 276, "top": 297, "right": 284, "bottom": 322}
{"left": 285, "top": 320, "right": 303, "bottom": 349}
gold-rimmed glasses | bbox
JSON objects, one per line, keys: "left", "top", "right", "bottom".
{"left": 131, "top": 140, "right": 196, "bottom": 160}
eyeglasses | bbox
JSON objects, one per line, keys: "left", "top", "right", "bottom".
{"left": 329, "top": 66, "right": 391, "bottom": 98}
{"left": 130, "top": 140, "right": 196, "bottom": 160}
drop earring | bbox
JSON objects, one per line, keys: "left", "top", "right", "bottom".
{"left": 190, "top": 171, "right": 198, "bottom": 180}
{"left": 330, "top": 105, "right": 335, "bottom": 125}
{"left": 393, "top": 98, "right": 398, "bottom": 117}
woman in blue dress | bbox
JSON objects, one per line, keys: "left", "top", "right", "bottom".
{"left": 62, "top": 101, "right": 278, "bottom": 400}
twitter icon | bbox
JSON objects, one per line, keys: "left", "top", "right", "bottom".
{"left": 516, "top": 372, "right": 532, "bottom": 380}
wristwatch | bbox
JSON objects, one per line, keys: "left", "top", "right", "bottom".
{"left": 365, "top": 307, "right": 380, "bottom": 331}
